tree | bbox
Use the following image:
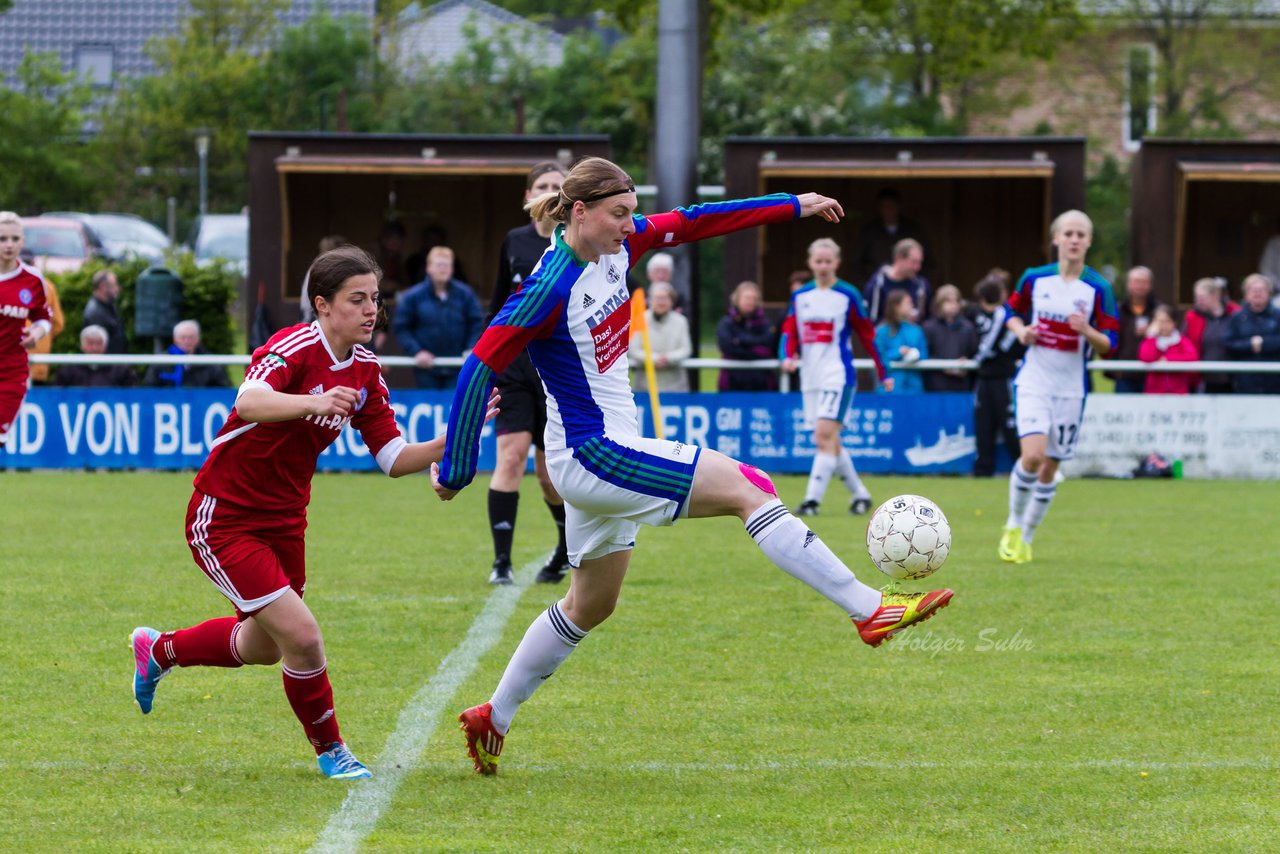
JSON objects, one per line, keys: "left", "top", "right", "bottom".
{"left": 261, "top": 9, "right": 382, "bottom": 132}
{"left": 1110, "top": 0, "right": 1280, "bottom": 138}
{"left": 0, "top": 53, "right": 100, "bottom": 212}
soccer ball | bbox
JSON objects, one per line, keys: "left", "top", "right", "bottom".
{"left": 865, "top": 494, "right": 951, "bottom": 581}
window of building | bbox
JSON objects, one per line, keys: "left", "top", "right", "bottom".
{"left": 1123, "top": 44, "right": 1157, "bottom": 151}
{"left": 75, "top": 45, "right": 115, "bottom": 89}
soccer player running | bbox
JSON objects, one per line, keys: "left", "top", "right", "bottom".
{"left": 129, "top": 246, "right": 497, "bottom": 780}
{"left": 0, "top": 212, "right": 52, "bottom": 448}
{"left": 999, "top": 210, "right": 1118, "bottom": 564}
{"left": 486, "top": 161, "right": 572, "bottom": 586}
{"left": 433, "top": 157, "right": 953, "bottom": 775}
{"left": 780, "top": 237, "right": 889, "bottom": 518}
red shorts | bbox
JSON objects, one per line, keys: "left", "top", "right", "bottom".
{"left": 0, "top": 375, "right": 27, "bottom": 443}
{"left": 185, "top": 491, "right": 307, "bottom": 618}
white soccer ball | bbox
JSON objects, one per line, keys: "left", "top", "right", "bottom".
{"left": 865, "top": 494, "right": 952, "bottom": 581}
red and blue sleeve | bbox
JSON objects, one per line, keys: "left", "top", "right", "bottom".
{"left": 846, "top": 291, "right": 886, "bottom": 381}
{"left": 1090, "top": 275, "right": 1120, "bottom": 353}
{"left": 778, "top": 295, "right": 799, "bottom": 360}
{"left": 438, "top": 263, "right": 570, "bottom": 490}
{"left": 1006, "top": 270, "right": 1035, "bottom": 321}
{"left": 625, "top": 194, "right": 801, "bottom": 268}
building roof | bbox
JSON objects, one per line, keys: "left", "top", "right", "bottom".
{"left": 0, "top": 0, "right": 375, "bottom": 88}
{"left": 393, "top": 0, "right": 563, "bottom": 72}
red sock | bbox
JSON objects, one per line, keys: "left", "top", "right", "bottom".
{"left": 282, "top": 662, "right": 342, "bottom": 754}
{"left": 154, "top": 618, "right": 245, "bottom": 669}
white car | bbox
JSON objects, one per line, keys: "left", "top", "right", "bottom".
{"left": 190, "top": 213, "right": 248, "bottom": 276}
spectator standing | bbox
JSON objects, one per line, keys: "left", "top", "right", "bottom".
{"left": 0, "top": 211, "right": 52, "bottom": 448}
{"left": 629, "top": 281, "right": 692, "bottom": 391}
{"left": 855, "top": 188, "right": 930, "bottom": 282}
{"left": 1109, "top": 266, "right": 1155, "bottom": 393}
{"left": 863, "top": 238, "right": 931, "bottom": 324}
{"left": 968, "top": 271, "right": 1024, "bottom": 477}
{"left": 922, "top": 284, "right": 978, "bottom": 392}
{"left": 1224, "top": 273, "right": 1280, "bottom": 394}
{"left": 874, "top": 290, "right": 928, "bottom": 393}
{"left": 55, "top": 325, "right": 138, "bottom": 387}
{"left": 26, "top": 276, "right": 63, "bottom": 384}
{"left": 143, "top": 319, "right": 231, "bottom": 388}
{"left": 393, "top": 246, "right": 484, "bottom": 390}
{"left": 83, "top": 270, "right": 126, "bottom": 354}
{"left": 1139, "top": 305, "right": 1198, "bottom": 394}
{"left": 1259, "top": 221, "right": 1280, "bottom": 300}
{"left": 1183, "top": 277, "right": 1238, "bottom": 394}
{"left": 787, "top": 269, "right": 810, "bottom": 294}
{"left": 716, "top": 280, "right": 777, "bottom": 391}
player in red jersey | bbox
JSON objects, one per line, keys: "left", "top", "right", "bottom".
{"left": 0, "top": 212, "right": 52, "bottom": 447}
{"left": 130, "top": 245, "right": 497, "bottom": 780}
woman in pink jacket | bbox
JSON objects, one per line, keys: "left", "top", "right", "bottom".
{"left": 1139, "top": 304, "right": 1198, "bottom": 394}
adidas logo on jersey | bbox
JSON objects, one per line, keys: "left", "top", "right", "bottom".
{"left": 309, "top": 384, "right": 324, "bottom": 395}
{"left": 582, "top": 293, "right": 596, "bottom": 309}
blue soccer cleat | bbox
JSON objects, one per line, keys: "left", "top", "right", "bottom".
{"left": 318, "top": 742, "right": 373, "bottom": 779}
{"left": 130, "top": 626, "right": 171, "bottom": 714}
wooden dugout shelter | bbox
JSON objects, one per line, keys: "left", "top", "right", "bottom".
{"left": 1130, "top": 139, "right": 1280, "bottom": 305}
{"left": 246, "top": 132, "right": 612, "bottom": 335}
{"left": 721, "top": 137, "right": 1087, "bottom": 310}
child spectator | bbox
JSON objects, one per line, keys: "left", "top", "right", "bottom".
{"left": 1139, "top": 304, "right": 1198, "bottom": 394}
{"left": 874, "top": 290, "right": 928, "bottom": 393}
{"left": 922, "top": 284, "right": 978, "bottom": 391}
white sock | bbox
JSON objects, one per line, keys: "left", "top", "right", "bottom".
{"left": 746, "top": 499, "right": 882, "bottom": 620}
{"left": 1021, "top": 481, "right": 1058, "bottom": 543}
{"left": 835, "top": 448, "right": 869, "bottom": 499}
{"left": 1006, "top": 461, "right": 1037, "bottom": 528}
{"left": 804, "top": 453, "right": 838, "bottom": 505}
{"left": 488, "top": 602, "right": 585, "bottom": 734}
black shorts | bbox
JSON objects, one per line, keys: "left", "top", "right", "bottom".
{"left": 494, "top": 352, "right": 548, "bottom": 448}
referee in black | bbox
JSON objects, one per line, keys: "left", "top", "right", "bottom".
{"left": 484, "top": 161, "right": 571, "bottom": 584}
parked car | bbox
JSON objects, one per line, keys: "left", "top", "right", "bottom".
{"left": 18, "top": 217, "right": 103, "bottom": 274}
{"left": 189, "top": 213, "right": 248, "bottom": 276}
{"left": 44, "top": 212, "right": 170, "bottom": 264}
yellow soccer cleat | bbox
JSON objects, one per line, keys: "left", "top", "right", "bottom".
{"left": 1013, "top": 538, "right": 1033, "bottom": 565}
{"left": 998, "top": 526, "right": 1022, "bottom": 562}
{"left": 855, "top": 588, "right": 954, "bottom": 648}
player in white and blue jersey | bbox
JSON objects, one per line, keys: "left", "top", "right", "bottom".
{"left": 779, "top": 237, "right": 887, "bottom": 518}
{"left": 999, "top": 210, "right": 1119, "bottom": 564}
{"left": 432, "top": 157, "right": 954, "bottom": 775}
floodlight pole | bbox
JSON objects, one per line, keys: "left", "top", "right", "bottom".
{"left": 194, "top": 131, "right": 210, "bottom": 218}
{"left": 654, "top": 0, "right": 702, "bottom": 381}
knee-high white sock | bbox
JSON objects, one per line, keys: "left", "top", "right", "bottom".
{"left": 1020, "top": 481, "right": 1058, "bottom": 543}
{"left": 488, "top": 602, "right": 585, "bottom": 734}
{"left": 746, "top": 499, "right": 882, "bottom": 620}
{"left": 835, "top": 448, "right": 870, "bottom": 499}
{"left": 804, "top": 453, "right": 838, "bottom": 505}
{"left": 1006, "top": 461, "right": 1037, "bottom": 528}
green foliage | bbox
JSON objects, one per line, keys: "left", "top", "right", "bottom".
{"left": 0, "top": 53, "right": 102, "bottom": 212}
{"left": 1085, "top": 154, "right": 1130, "bottom": 280}
{"left": 47, "top": 255, "right": 239, "bottom": 355}
{"left": 261, "top": 9, "right": 382, "bottom": 132}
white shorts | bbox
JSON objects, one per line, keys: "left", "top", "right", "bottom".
{"left": 1015, "top": 391, "right": 1085, "bottom": 461}
{"left": 546, "top": 434, "right": 702, "bottom": 566}
{"left": 802, "top": 387, "right": 853, "bottom": 429}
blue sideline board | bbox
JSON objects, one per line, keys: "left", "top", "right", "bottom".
{"left": 1, "top": 388, "right": 990, "bottom": 475}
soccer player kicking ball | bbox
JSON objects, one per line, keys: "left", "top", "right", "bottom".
{"left": 130, "top": 246, "right": 497, "bottom": 780}
{"left": 433, "top": 156, "right": 954, "bottom": 775}
{"left": 999, "top": 210, "right": 1118, "bottom": 564}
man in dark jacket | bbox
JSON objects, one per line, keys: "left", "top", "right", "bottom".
{"left": 863, "top": 238, "right": 931, "bottom": 324}
{"left": 1108, "top": 266, "right": 1155, "bottom": 393}
{"left": 143, "top": 319, "right": 230, "bottom": 388}
{"left": 392, "top": 246, "right": 484, "bottom": 389}
{"left": 82, "top": 270, "right": 126, "bottom": 354}
{"left": 1224, "top": 273, "right": 1280, "bottom": 394}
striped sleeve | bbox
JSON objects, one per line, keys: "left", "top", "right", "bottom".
{"left": 778, "top": 294, "right": 799, "bottom": 359}
{"left": 625, "top": 194, "right": 800, "bottom": 266}
{"left": 1087, "top": 270, "right": 1120, "bottom": 352}
{"left": 237, "top": 324, "right": 316, "bottom": 397}
{"left": 1006, "top": 268, "right": 1036, "bottom": 319}
{"left": 844, "top": 287, "right": 886, "bottom": 381}
{"left": 437, "top": 252, "right": 573, "bottom": 491}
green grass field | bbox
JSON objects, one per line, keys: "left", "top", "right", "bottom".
{"left": 1, "top": 471, "right": 1276, "bottom": 852}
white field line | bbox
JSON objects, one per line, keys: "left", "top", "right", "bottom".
{"left": 309, "top": 557, "right": 543, "bottom": 854}
{"left": 413, "top": 757, "right": 1277, "bottom": 773}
